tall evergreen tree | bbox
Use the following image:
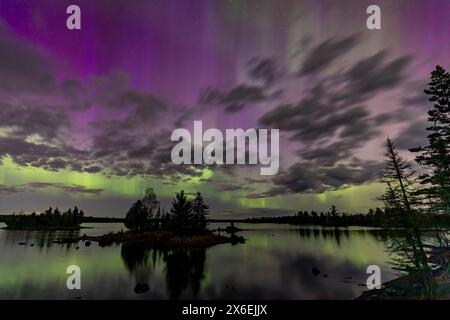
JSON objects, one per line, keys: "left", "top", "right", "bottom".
{"left": 410, "top": 66, "right": 450, "bottom": 212}
{"left": 192, "top": 192, "right": 209, "bottom": 232}
{"left": 379, "top": 138, "right": 417, "bottom": 223}
{"left": 142, "top": 188, "right": 160, "bottom": 213}
{"left": 168, "top": 191, "right": 194, "bottom": 232}
{"left": 142, "top": 187, "right": 160, "bottom": 227}
{"left": 380, "top": 182, "right": 403, "bottom": 212}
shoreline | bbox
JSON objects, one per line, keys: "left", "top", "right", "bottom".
{"left": 358, "top": 247, "right": 450, "bottom": 300}
{"left": 2, "top": 226, "right": 89, "bottom": 231}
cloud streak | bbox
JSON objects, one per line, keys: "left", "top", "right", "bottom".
{"left": 0, "top": 182, "right": 104, "bottom": 195}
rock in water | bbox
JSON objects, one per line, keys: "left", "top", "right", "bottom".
{"left": 134, "top": 282, "right": 150, "bottom": 294}
{"left": 312, "top": 267, "right": 320, "bottom": 276}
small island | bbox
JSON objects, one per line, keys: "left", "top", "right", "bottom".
{"left": 58, "top": 189, "right": 244, "bottom": 248}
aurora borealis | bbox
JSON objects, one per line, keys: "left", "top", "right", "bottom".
{"left": 0, "top": 0, "right": 449, "bottom": 217}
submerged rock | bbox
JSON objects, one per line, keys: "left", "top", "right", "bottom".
{"left": 134, "top": 282, "right": 150, "bottom": 294}
{"left": 312, "top": 267, "right": 320, "bottom": 276}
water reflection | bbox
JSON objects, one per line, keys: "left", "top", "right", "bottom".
{"left": 2, "top": 229, "right": 81, "bottom": 250}
{"left": 120, "top": 243, "right": 206, "bottom": 299}
{"left": 0, "top": 223, "right": 406, "bottom": 299}
{"left": 294, "top": 227, "right": 354, "bottom": 245}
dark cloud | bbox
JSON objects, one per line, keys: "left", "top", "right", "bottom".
{"left": 372, "top": 109, "right": 412, "bottom": 126}
{"left": 254, "top": 36, "right": 414, "bottom": 196}
{"left": 83, "top": 166, "right": 103, "bottom": 173}
{"left": 199, "top": 56, "right": 284, "bottom": 113}
{"left": 0, "top": 182, "right": 103, "bottom": 195}
{"left": 340, "top": 51, "right": 412, "bottom": 104}
{"left": 299, "top": 35, "right": 359, "bottom": 76}
{"left": 400, "top": 80, "right": 430, "bottom": 112}
{"left": 0, "top": 136, "right": 91, "bottom": 172}
{"left": 0, "top": 184, "right": 21, "bottom": 194}
{"left": 214, "top": 183, "right": 248, "bottom": 192}
{"left": 247, "top": 57, "right": 281, "bottom": 85}
{"left": 394, "top": 120, "right": 428, "bottom": 150}
{"left": 0, "top": 24, "right": 198, "bottom": 180}
{"left": 0, "top": 25, "right": 55, "bottom": 94}
{"left": 0, "top": 24, "right": 426, "bottom": 203}
{"left": 261, "top": 50, "right": 412, "bottom": 139}
{"left": 249, "top": 159, "right": 382, "bottom": 197}
{"left": 0, "top": 103, "right": 69, "bottom": 140}
{"left": 113, "top": 91, "right": 167, "bottom": 111}
{"left": 193, "top": 35, "right": 420, "bottom": 198}
{"left": 299, "top": 139, "right": 368, "bottom": 168}
{"left": 262, "top": 48, "right": 412, "bottom": 135}
{"left": 0, "top": 138, "right": 65, "bottom": 164}
{"left": 45, "top": 183, "right": 104, "bottom": 195}
{"left": 402, "top": 92, "right": 429, "bottom": 107}
{"left": 200, "top": 84, "right": 275, "bottom": 113}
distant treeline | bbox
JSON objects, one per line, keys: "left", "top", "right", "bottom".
{"left": 2, "top": 207, "right": 84, "bottom": 229}
{"left": 245, "top": 206, "right": 450, "bottom": 228}
{"left": 0, "top": 215, "right": 124, "bottom": 224}
{"left": 82, "top": 216, "right": 124, "bottom": 223}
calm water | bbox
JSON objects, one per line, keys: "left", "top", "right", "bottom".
{"left": 0, "top": 222, "right": 402, "bottom": 299}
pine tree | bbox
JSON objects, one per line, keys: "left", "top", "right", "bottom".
{"left": 192, "top": 192, "right": 209, "bottom": 232}
{"left": 142, "top": 187, "right": 160, "bottom": 227}
{"left": 380, "top": 182, "right": 402, "bottom": 211}
{"left": 142, "top": 188, "right": 160, "bottom": 213}
{"left": 410, "top": 66, "right": 450, "bottom": 213}
{"left": 72, "top": 206, "right": 79, "bottom": 225}
{"left": 379, "top": 138, "right": 417, "bottom": 224}
{"left": 168, "top": 191, "right": 194, "bottom": 233}
{"left": 330, "top": 205, "right": 338, "bottom": 218}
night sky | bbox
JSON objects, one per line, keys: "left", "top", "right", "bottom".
{"left": 0, "top": 0, "right": 449, "bottom": 218}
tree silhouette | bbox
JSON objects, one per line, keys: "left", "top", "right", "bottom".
{"left": 192, "top": 192, "right": 209, "bottom": 232}
{"left": 124, "top": 188, "right": 161, "bottom": 232}
{"left": 125, "top": 200, "right": 151, "bottom": 232}
{"left": 410, "top": 65, "right": 450, "bottom": 213}
{"left": 164, "top": 249, "right": 206, "bottom": 299}
{"left": 142, "top": 188, "right": 159, "bottom": 219}
{"left": 168, "top": 191, "right": 194, "bottom": 233}
{"left": 379, "top": 138, "right": 417, "bottom": 225}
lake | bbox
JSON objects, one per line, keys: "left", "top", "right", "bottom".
{"left": 0, "top": 222, "right": 402, "bottom": 299}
